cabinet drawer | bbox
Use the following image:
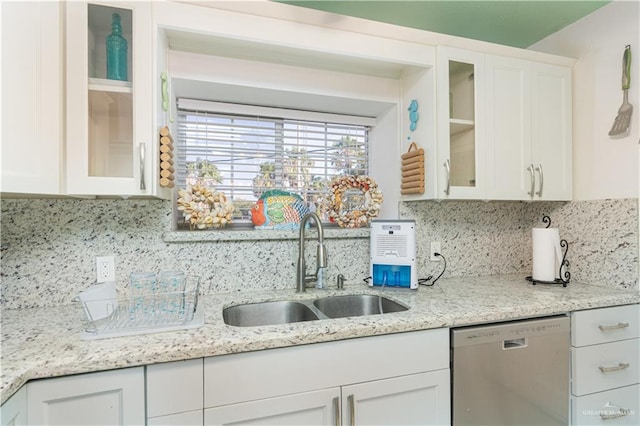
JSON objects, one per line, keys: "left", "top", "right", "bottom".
{"left": 146, "top": 358, "right": 204, "bottom": 418}
{"left": 572, "top": 305, "right": 639, "bottom": 347}
{"left": 571, "top": 384, "right": 639, "bottom": 425}
{"left": 571, "top": 339, "right": 639, "bottom": 396}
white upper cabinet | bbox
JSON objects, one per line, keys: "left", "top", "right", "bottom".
{"left": 530, "top": 62, "right": 572, "bottom": 200}
{"left": 431, "top": 47, "right": 572, "bottom": 201}
{"left": 1, "top": 1, "right": 63, "bottom": 195}
{"left": 485, "top": 55, "right": 532, "bottom": 199}
{"left": 486, "top": 56, "right": 572, "bottom": 200}
{"left": 66, "top": 0, "right": 161, "bottom": 197}
{"left": 436, "top": 47, "right": 486, "bottom": 199}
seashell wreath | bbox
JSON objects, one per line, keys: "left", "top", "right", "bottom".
{"left": 321, "top": 175, "right": 383, "bottom": 228}
{"left": 177, "top": 184, "right": 235, "bottom": 230}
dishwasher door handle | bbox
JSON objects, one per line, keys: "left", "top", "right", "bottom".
{"left": 503, "top": 338, "right": 528, "bottom": 350}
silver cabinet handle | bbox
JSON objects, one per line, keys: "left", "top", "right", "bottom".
{"left": 527, "top": 164, "right": 535, "bottom": 196}
{"left": 599, "top": 322, "right": 629, "bottom": 332}
{"left": 333, "top": 396, "right": 340, "bottom": 426}
{"left": 139, "top": 143, "right": 146, "bottom": 191}
{"left": 348, "top": 394, "right": 355, "bottom": 426}
{"left": 599, "top": 362, "right": 630, "bottom": 373}
{"left": 600, "top": 408, "right": 631, "bottom": 420}
{"left": 534, "top": 164, "right": 543, "bottom": 197}
{"left": 444, "top": 159, "right": 451, "bottom": 195}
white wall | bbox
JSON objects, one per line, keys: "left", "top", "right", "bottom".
{"left": 529, "top": 0, "right": 639, "bottom": 201}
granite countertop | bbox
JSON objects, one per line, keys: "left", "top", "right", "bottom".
{"left": 1, "top": 274, "right": 639, "bottom": 404}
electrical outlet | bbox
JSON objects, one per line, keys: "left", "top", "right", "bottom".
{"left": 96, "top": 256, "right": 115, "bottom": 283}
{"left": 430, "top": 242, "right": 441, "bottom": 261}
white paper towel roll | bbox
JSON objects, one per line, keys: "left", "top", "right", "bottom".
{"left": 532, "top": 228, "right": 562, "bottom": 281}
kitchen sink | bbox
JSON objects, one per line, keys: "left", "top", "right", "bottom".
{"left": 313, "top": 294, "right": 409, "bottom": 319}
{"left": 223, "top": 294, "right": 409, "bottom": 327}
{"left": 223, "top": 301, "right": 319, "bottom": 327}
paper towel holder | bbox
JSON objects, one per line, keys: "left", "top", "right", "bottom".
{"left": 526, "top": 215, "right": 571, "bottom": 287}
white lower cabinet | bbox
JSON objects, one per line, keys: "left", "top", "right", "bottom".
{"left": 0, "top": 386, "right": 26, "bottom": 426}
{"left": 342, "top": 370, "right": 450, "bottom": 426}
{"left": 148, "top": 410, "right": 204, "bottom": 426}
{"left": 205, "top": 387, "right": 340, "bottom": 425}
{"left": 204, "top": 370, "right": 450, "bottom": 426}
{"left": 204, "top": 329, "right": 450, "bottom": 425}
{"left": 26, "top": 367, "right": 145, "bottom": 425}
{"left": 570, "top": 304, "right": 640, "bottom": 425}
{"left": 572, "top": 384, "right": 639, "bottom": 425}
{"left": 146, "top": 358, "right": 204, "bottom": 425}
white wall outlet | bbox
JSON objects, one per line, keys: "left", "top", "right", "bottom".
{"left": 430, "top": 242, "right": 441, "bottom": 261}
{"left": 96, "top": 256, "right": 115, "bottom": 283}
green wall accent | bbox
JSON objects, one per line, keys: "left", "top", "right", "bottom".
{"left": 277, "top": 1, "right": 609, "bottom": 48}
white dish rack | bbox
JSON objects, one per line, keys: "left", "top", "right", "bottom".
{"left": 79, "top": 280, "right": 203, "bottom": 340}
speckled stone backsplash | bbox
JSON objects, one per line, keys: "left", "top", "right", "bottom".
{"left": 1, "top": 198, "right": 637, "bottom": 309}
{"left": 401, "top": 199, "right": 638, "bottom": 291}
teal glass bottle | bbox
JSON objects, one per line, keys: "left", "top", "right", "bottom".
{"left": 106, "top": 13, "right": 127, "bottom": 81}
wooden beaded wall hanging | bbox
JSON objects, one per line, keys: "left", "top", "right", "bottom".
{"left": 159, "top": 126, "right": 175, "bottom": 188}
{"left": 401, "top": 142, "right": 425, "bottom": 195}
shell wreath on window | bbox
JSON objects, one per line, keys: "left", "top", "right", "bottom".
{"left": 321, "top": 175, "right": 383, "bottom": 228}
{"left": 176, "top": 184, "right": 235, "bottom": 230}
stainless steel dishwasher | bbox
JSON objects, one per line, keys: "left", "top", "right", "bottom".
{"left": 452, "top": 315, "right": 570, "bottom": 425}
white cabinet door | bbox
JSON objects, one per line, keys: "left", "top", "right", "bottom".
{"left": 486, "top": 56, "right": 572, "bottom": 200}
{"left": 485, "top": 55, "right": 532, "bottom": 200}
{"left": 531, "top": 62, "right": 572, "bottom": 200}
{"left": 27, "top": 367, "right": 144, "bottom": 425}
{"left": 147, "top": 359, "right": 204, "bottom": 419}
{"left": 0, "top": 1, "right": 63, "bottom": 195}
{"left": 204, "top": 388, "right": 340, "bottom": 426}
{"left": 148, "top": 410, "right": 203, "bottom": 426}
{"left": 66, "top": 1, "right": 157, "bottom": 197}
{"left": 342, "top": 370, "right": 450, "bottom": 426}
{"left": 436, "top": 47, "right": 486, "bottom": 199}
{"left": 0, "top": 386, "right": 26, "bottom": 426}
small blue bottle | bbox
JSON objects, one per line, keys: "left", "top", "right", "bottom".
{"left": 106, "top": 13, "right": 127, "bottom": 81}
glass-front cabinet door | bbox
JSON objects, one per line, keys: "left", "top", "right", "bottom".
{"left": 436, "top": 47, "right": 485, "bottom": 199}
{"left": 66, "top": 1, "right": 153, "bottom": 196}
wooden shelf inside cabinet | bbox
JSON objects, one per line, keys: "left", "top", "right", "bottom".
{"left": 450, "top": 118, "right": 474, "bottom": 136}
{"left": 89, "top": 77, "right": 133, "bottom": 94}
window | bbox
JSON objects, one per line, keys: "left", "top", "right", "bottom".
{"left": 176, "top": 99, "right": 374, "bottom": 227}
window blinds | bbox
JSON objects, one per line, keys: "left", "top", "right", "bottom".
{"left": 176, "top": 99, "right": 371, "bottom": 219}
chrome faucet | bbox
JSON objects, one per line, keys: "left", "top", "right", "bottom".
{"left": 296, "top": 212, "right": 328, "bottom": 292}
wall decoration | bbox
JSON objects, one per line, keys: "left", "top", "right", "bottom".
{"left": 408, "top": 99, "right": 419, "bottom": 132}
{"left": 177, "top": 184, "right": 234, "bottom": 229}
{"left": 159, "top": 126, "right": 175, "bottom": 188}
{"left": 251, "top": 190, "right": 311, "bottom": 230}
{"left": 322, "top": 175, "right": 383, "bottom": 228}
{"left": 401, "top": 142, "right": 425, "bottom": 195}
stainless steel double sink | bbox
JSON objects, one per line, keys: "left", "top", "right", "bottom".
{"left": 223, "top": 294, "right": 409, "bottom": 327}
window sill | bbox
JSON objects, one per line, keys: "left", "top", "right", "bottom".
{"left": 162, "top": 227, "right": 370, "bottom": 243}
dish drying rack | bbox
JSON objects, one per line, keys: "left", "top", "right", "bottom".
{"left": 80, "top": 280, "right": 203, "bottom": 340}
